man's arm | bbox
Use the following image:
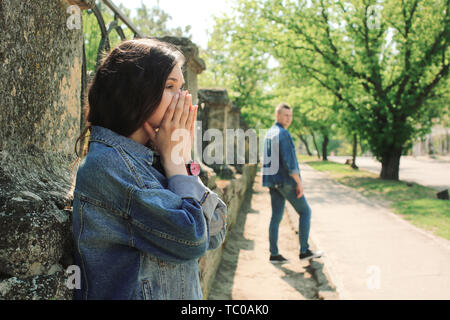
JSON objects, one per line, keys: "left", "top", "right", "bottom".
{"left": 279, "top": 130, "right": 303, "bottom": 198}
{"left": 290, "top": 172, "right": 303, "bottom": 199}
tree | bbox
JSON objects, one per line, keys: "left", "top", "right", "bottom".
{"left": 131, "top": 2, "right": 192, "bottom": 39}
{"left": 82, "top": 1, "right": 192, "bottom": 73}
{"left": 270, "top": 77, "right": 339, "bottom": 160}
{"left": 201, "top": 7, "right": 343, "bottom": 158}
{"left": 233, "top": 0, "right": 450, "bottom": 180}
{"left": 82, "top": 3, "right": 134, "bottom": 72}
{"left": 199, "top": 14, "right": 274, "bottom": 129}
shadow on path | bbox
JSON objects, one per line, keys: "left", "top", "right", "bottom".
{"left": 270, "top": 263, "right": 317, "bottom": 299}
{"left": 208, "top": 188, "right": 255, "bottom": 300}
{"left": 208, "top": 172, "right": 338, "bottom": 300}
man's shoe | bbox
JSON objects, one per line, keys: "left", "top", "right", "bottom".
{"left": 270, "top": 254, "right": 289, "bottom": 264}
{"left": 299, "top": 250, "right": 323, "bottom": 261}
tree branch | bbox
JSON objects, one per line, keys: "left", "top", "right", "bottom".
{"left": 361, "top": 3, "right": 388, "bottom": 107}
{"left": 412, "top": 63, "right": 449, "bottom": 111}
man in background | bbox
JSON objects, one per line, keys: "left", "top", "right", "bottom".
{"left": 262, "top": 103, "right": 323, "bottom": 263}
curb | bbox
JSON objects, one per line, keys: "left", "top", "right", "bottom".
{"left": 284, "top": 202, "right": 340, "bottom": 300}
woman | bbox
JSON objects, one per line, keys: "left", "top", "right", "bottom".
{"left": 72, "top": 38, "right": 227, "bottom": 300}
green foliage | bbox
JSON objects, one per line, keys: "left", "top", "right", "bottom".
{"left": 82, "top": 1, "right": 192, "bottom": 73}
{"left": 131, "top": 2, "right": 192, "bottom": 39}
{"left": 227, "top": 0, "right": 449, "bottom": 178}
{"left": 306, "top": 160, "right": 374, "bottom": 177}
{"left": 394, "top": 199, "right": 450, "bottom": 239}
{"left": 199, "top": 13, "right": 274, "bottom": 129}
{"left": 82, "top": 2, "right": 134, "bottom": 72}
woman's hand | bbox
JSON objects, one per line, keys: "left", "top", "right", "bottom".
{"left": 183, "top": 97, "right": 198, "bottom": 163}
{"left": 143, "top": 90, "right": 198, "bottom": 177}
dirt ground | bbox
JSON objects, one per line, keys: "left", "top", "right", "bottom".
{"left": 208, "top": 172, "right": 337, "bottom": 300}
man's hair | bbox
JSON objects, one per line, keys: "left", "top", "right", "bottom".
{"left": 275, "top": 103, "right": 291, "bottom": 114}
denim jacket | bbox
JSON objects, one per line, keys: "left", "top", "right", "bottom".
{"left": 262, "top": 122, "right": 300, "bottom": 187}
{"left": 72, "top": 126, "right": 227, "bottom": 300}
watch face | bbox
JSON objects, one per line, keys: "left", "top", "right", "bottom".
{"left": 190, "top": 162, "right": 201, "bottom": 176}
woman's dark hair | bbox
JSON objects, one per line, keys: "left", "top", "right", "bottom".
{"left": 75, "top": 38, "right": 185, "bottom": 157}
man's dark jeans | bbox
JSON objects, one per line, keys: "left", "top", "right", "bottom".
{"left": 269, "top": 183, "right": 311, "bottom": 255}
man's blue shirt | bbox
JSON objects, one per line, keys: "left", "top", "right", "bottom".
{"left": 262, "top": 122, "right": 300, "bottom": 187}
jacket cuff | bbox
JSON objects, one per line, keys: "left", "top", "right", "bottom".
{"left": 168, "top": 175, "right": 227, "bottom": 236}
{"left": 288, "top": 168, "right": 300, "bottom": 175}
{"left": 203, "top": 193, "right": 227, "bottom": 235}
{"left": 167, "top": 175, "right": 205, "bottom": 202}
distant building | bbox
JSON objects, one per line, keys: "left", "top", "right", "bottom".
{"left": 411, "top": 126, "right": 450, "bottom": 156}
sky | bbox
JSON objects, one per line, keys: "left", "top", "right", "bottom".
{"left": 114, "top": 0, "right": 233, "bottom": 49}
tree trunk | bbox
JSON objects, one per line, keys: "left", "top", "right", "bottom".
{"left": 428, "top": 136, "right": 435, "bottom": 155}
{"left": 298, "top": 134, "right": 313, "bottom": 156}
{"left": 380, "top": 149, "right": 402, "bottom": 180}
{"left": 322, "top": 134, "right": 329, "bottom": 161}
{"left": 359, "top": 139, "right": 365, "bottom": 156}
{"left": 351, "top": 133, "right": 358, "bottom": 169}
{"left": 311, "top": 131, "right": 321, "bottom": 159}
{"left": 444, "top": 131, "right": 450, "bottom": 154}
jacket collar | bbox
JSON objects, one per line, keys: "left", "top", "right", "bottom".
{"left": 275, "top": 122, "right": 285, "bottom": 129}
{"left": 89, "top": 125, "right": 154, "bottom": 164}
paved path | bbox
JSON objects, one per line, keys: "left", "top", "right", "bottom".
{"left": 208, "top": 173, "right": 336, "bottom": 300}
{"left": 299, "top": 163, "right": 450, "bottom": 299}
{"left": 329, "top": 155, "right": 450, "bottom": 191}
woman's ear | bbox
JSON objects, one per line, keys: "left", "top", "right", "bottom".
{"left": 143, "top": 121, "right": 156, "bottom": 141}
{"left": 142, "top": 121, "right": 158, "bottom": 150}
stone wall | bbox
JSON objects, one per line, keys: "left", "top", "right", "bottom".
{"left": 197, "top": 89, "right": 236, "bottom": 178}
{"left": 198, "top": 164, "right": 257, "bottom": 299}
{"left": 0, "top": 0, "right": 91, "bottom": 299}
{"left": 198, "top": 88, "right": 231, "bottom": 156}
{"left": 198, "top": 89, "right": 254, "bottom": 176}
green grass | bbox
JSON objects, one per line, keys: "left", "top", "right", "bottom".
{"left": 298, "top": 154, "right": 322, "bottom": 163}
{"left": 394, "top": 199, "right": 450, "bottom": 240}
{"left": 304, "top": 159, "right": 450, "bottom": 240}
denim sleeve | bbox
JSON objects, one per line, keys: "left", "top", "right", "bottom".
{"left": 130, "top": 175, "right": 227, "bottom": 262}
{"left": 279, "top": 131, "right": 300, "bottom": 175}
{"left": 168, "top": 175, "right": 227, "bottom": 251}
{"left": 202, "top": 192, "right": 227, "bottom": 251}
{"left": 130, "top": 185, "right": 208, "bottom": 262}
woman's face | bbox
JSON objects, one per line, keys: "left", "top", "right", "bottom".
{"left": 147, "top": 63, "right": 185, "bottom": 129}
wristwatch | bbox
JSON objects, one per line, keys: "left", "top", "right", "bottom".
{"left": 186, "top": 160, "right": 201, "bottom": 176}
